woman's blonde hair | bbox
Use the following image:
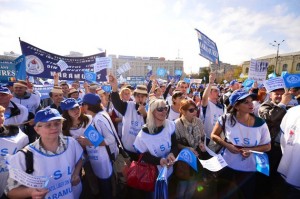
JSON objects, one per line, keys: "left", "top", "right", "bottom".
{"left": 119, "top": 87, "right": 131, "bottom": 100}
{"left": 146, "top": 99, "right": 167, "bottom": 134}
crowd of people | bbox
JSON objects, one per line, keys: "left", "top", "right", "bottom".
{"left": 0, "top": 71, "right": 299, "bottom": 199}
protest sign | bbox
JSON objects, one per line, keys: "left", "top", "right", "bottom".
{"left": 8, "top": 167, "right": 49, "bottom": 188}
{"left": 248, "top": 59, "right": 268, "bottom": 84}
{"left": 195, "top": 29, "right": 219, "bottom": 64}
{"left": 0, "top": 55, "right": 26, "bottom": 83}
{"left": 94, "top": 57, "right": 112, "bottom": 73}
{"left": 156, "top": 68, "right": 167, "bottom": 77}
{"left": 198, "top": 154, "right": 227, "bottom": 172}
{"left": 175, "top": 70, "right": 182, "bottom": 76}
{"left": 190, "top": 79, "right": 202, "bottom": 84}
{"left": 263, "top": 77, "right": 285, "bottom": 92}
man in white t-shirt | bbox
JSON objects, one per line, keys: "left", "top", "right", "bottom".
{"left": 0, "top": 86, "right": 28, "bottom": 127}
{"left": 278, "top": 105, "right": 300, "bottom": 198}
{"left": 201, "top": 73, "right": 224, "bottom": 146}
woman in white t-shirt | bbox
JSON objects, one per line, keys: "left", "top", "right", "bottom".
{"left": 6, "top": 108, "right": 83, "bottom": 199}
{"left": 61, "top": 98, "right": 94, "bottom": 198}
{"left": 211, "top": 90, "right": 271, "bottom": 199}
{"left": 133, "top": 99, "right": 179, "bottom": 198}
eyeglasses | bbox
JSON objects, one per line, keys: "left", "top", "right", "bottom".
{"left": 188, "top": 108, "right": 198, "bottom": 113}
{"left": 37, "top": 121, "right": 62, "bottom": 129}
{"left": 156, "top": 106, "right": 168, "bottom": 112}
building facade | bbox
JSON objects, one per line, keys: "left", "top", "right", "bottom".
{"left": 241, "top": 51, "right": 300, "bottom": 75}
{"left": 107, "top": 54, "right": 184, "bottom": 78}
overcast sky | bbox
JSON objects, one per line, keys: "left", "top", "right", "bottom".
{"left": 0, "top": 0, "right": 299, "bottom": 73}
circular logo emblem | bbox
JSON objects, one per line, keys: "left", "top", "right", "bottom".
{"left": 87, "top": 130, "right": 99, "bottom": 142}
{"left": 26, "top": 55, "right": 44, "bottom": 75}
{"left": 181, "top": 150, "right": 192, "bottom": 163}
{"left": 286, "top": 75, "right": 300, "bottom": 84}
{"left": 85, "top": 72, "right": 94, "bottom": 81}
{"left": 256, "top": 155, "right": 267, "bottom": 168}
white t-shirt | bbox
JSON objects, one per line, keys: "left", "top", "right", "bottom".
{"left": 278, "top": 106, "right": 300, "bottom": 189}
{"left": 6, "top": 137, "right": 82, "bottom": 199}
{"left": 69, "top": 115, "right": 93, "bottom": 139}
{"left": 220, "top": 114, "right": 271, "bottom": 172}
{"left": 4, "top": 101, "right": 29, "bottom": 126}
{"left": 167, "top": 106, "right": 180, "bottom": 121}
{"left": 11, "top": 93, "right": 40, "bottom": 114}
{"left": 133, "top": 120, "right": 175, "bottom": 177}
{"left": 203, "top": 100, "right": 223, "bottom": 139}
{"left": 86, "top": 111, "right": 118, "bottom": 179}
{"left": 121, "top": 102, "right": 145, "bottom": 152}
{"left": 0, "top": 129, "right": 28, "bottom": 196}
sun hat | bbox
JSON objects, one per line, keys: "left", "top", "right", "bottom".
{"left": 133, "top": 85, "right": 148, "bottom": 95}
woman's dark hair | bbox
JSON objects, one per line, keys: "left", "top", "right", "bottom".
{"left": 62, "top": 110, "right": 90, "bottom": 136}
{"left": 86, "top": 103, "right": 103, "bottom": 113}
{"left": 227, "top": 97, "right": 254, "bottom": 127}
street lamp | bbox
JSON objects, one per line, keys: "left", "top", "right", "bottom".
{"left": 269, "top": 40, "right": 285, "bottom": 74}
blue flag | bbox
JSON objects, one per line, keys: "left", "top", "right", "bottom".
{"left": 154, "top": 166, "right": 168, "bottom": 199}
{"left": 14, "top": 55, "right": 26, "bottom": 80}
{"left": 102, "top": 85, "right": 112, "bottom": 93}
{"left": 255, "top": 153, "right": 270, "bottom": 176}
{"left": 184, "top": 77, "right": 190, "bottom": 84}
{"left": 176, "top": 148, "right": 198, "bottom": 172}
{"left": 242, "top": 79, "right": 255, "bottom": 91}
{"left": 157, "top": 68, "right": 166, "bottom": 77}
{"left": 195, "top": 29, "right": 219, "bottom": 64}
{"left": 84, "top": 70, "right": 97, "bottom": 82}
{"left": 145, "top": 70, "right": 152, "bottom": 82}
{"left": 282, "top": 73, "right": 300, "bottom": 88}
{"left": 84, "top": 124, "right": 104, "bottom": 147}
{"left": 175, "top": 70, "right": 182, "bottom": 76}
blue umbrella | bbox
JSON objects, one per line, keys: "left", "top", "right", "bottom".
{"left": 154, "top": 166, "right": 168, "bottom": 199}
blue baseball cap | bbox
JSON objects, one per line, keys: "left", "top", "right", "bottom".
{"left": 34, "top": 108, "right": 64, "bottom": 124}
{"left": 0, "top": 86, "right": 11, "bottom": 94}
{"left": 229, "top": 90, "right": 255, "bottom": 106}
{"left": 60, "top": 98, "right": 79, "bottom": 111}
{"left": 230, "top": 80, "right": 238, "bottom": 86}
{"left": 82, "top": 93, "right": 101, "bottom": 106}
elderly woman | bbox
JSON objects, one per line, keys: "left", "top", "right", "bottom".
{"left": 0, "top": 105, "right": 29, "bottom": 198}
{"left": 211, "top": 90, "right": 271, "bottom": 199}
{"left": 174, "top": 99, "right": 205, "bottom": 199}
{"left": 133, "top": 99, "right": 179, "bottom": 197}
{"left": 6, "top": 108, "right": 83, "bottom": 199}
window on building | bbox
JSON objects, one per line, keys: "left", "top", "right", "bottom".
{"left": 296, "top": 63, "right": 300, "bottom": 71}
{"left": 283, "top": 64, "right": 288, "bottom": 71}
{"left": 246, "top": 68, "right": 249, "bottom": 74}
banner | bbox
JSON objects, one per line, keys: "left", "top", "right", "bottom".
{"left": 248, "top": 59, "right": 269, "bottom": 84}
{"left": 20, "top": 40, "right": 107, "bottom": 81}
{"left": 0, "top": 55, "right": 26, "bottom": 83}
{"left": 282, "top": 73, "right": 300, "bottom": 88}
{"left": 195, "top": 29, "right": 219, "bottom": 64}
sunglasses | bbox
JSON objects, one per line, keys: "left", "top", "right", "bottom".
{"left": 156, "top": 106, "right": 168, "bottom": 112}
{"left": 188, "top": 107, "right": 198, "bottom": 113}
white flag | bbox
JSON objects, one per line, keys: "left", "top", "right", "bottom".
{"left": 57, "top": 60, "right": 69, "bottom": 72}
